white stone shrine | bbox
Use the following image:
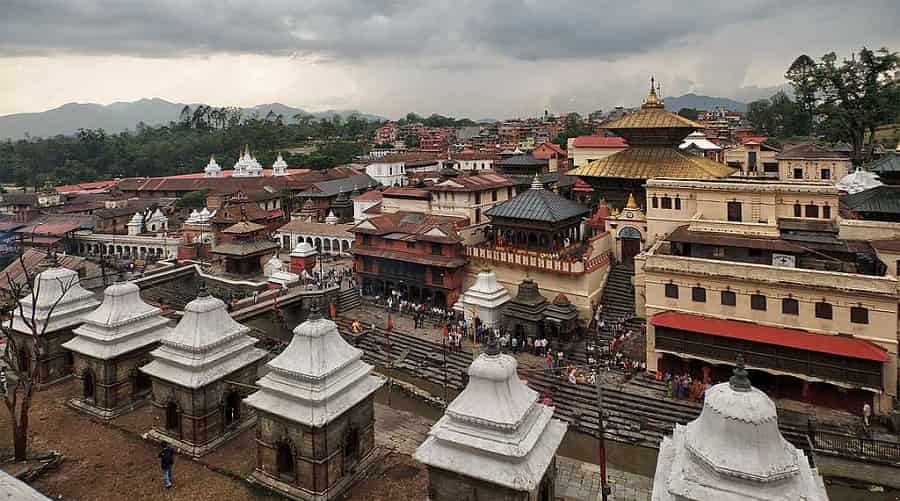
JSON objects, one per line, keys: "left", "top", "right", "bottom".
{"left": 204, "top": 155, "right": 223, "bottom": 177}
{"left": 245, "top": 304, "right": 384, "bottom": 500}
{"left": 651, "top": 357, "right": 829, "bottom": 501}
{"left": 414, "top": 337, "right": 566, "bottom": 500}
{"left": 272, "top": 152, "right": 288, "bottom": 176}
{"left": 453, "top": 269, "right": 511, "bottom": 329}
{"left": 63, "top": 281, "right": 171, "bottom": 419}
{"left": 10, "top": 256, "right": 100, "bottom": 386}
{"left": 140, "top": 283, "right": 267, "bottom": 456}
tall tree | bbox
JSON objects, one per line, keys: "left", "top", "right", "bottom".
{"left": 790, "top": 47, "right": 900, "bottom": 163}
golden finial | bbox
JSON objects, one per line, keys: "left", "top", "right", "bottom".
{"left": 625, "top": 193, "right": 638, "bottom": 209}
{"left": 643, "top": 76, "right": 664, "bottom": 109}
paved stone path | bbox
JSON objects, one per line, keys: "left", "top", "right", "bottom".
{"left": 374, "top": 403, "right": 653, "bottom": 501}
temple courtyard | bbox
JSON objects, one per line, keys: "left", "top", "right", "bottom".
{"left": 0, "top": 377, "right": 654, "bottom": 501}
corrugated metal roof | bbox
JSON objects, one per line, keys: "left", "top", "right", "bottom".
{"left": 867, "top": 152, "right": 900, "bottom": 174}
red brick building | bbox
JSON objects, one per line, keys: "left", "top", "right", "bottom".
{"left": 350, "top": 212, "right": 468, "bottom": 307}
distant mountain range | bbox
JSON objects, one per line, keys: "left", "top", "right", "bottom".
{"left": 0, "top": 98, "right": 386, "bottom": 140}
{"left": 663, "top": 93, "right": 748, "bottom": 113}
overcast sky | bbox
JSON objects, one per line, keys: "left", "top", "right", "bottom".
{"left": 1, "top": 1, "right": 898, "bottom": 119}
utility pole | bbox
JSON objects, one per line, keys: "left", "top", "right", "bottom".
{"left": 596, "top": 373, "right": 611, "bottom": 501}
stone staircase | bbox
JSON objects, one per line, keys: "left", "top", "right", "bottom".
{"left": 339, "top": 287, "right": 361, "bottom": 313}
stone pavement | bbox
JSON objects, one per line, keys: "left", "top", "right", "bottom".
{"left": 374, "top": 402, "right": 653, "bottom": 501}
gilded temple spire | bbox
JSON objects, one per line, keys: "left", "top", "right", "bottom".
{"left": 643, "top": 76, "right": 664, "bottom": 109}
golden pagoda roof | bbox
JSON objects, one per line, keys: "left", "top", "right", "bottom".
{"left": 603, "top": 106, "right": 702, "bottom": 131}
{"left": 568, "top": 147, "right": 736, "bottom": 180}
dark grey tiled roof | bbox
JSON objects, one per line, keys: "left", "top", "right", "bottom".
{"left": 867, "top": 152, "right": 900, "bottom": 174}
{"left": 299, "top": 174, "right": 379, "bottom": 198}
{"left": 497, "top": 155, "right": 548, "bottom": 167}
{"left": 842, "top": 185, "right": 900, "bottom": 215}
{"left": 485, "top": 185, "right": 588, "bottom": 223}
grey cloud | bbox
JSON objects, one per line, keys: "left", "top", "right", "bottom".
{"left": 0, "top": 0, "right": 853, "bottom": 63}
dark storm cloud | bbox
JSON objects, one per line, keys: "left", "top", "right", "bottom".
{"left": 0, "top": 0, "right": 815, "bottom": 61}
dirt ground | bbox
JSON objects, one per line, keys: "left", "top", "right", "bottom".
{"left": 0, "top": 380, "right": 429, "bottom": 501}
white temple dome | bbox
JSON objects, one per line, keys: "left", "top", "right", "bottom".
{"left": 290, "top": 241, "right": 317, "bottom": 257}
{"left": 835, "top": 167, "right": 882, "bottom": 194}
{"left": 325, "top": 210, "right": 339, "bottom": 225}
{"left": 685, "top": 383, "right": 799, "bottom": 482}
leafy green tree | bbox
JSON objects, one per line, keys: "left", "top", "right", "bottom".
{"left": 677, "top": 108, "right": 700, "bottom": 121}
{"left": 787, "top": 47, "right": 900, "bottom": 163}
{"left": 552, "top": 112, "right": 592, "bottom": 148}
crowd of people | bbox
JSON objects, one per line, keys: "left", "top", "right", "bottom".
{"left": 299, "top": 266, "right": 353, "bottom": 290}
{"left": 658, "top": 366, "right": 713, "bottom": 403}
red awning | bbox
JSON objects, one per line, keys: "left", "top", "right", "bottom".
{"left": 651, "top": 311, "right": 889, "bottom": 363}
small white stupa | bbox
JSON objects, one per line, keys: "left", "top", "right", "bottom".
{"left": 651, "top": 356, "right": 829, "bottom": 501}
{"left": 263, "top": 255, "right": 284, "bottom": 278}
{"left": 233, "top": 146, "right": 263, "bottom": 177}
{"left": 453, "top": 269, "right": 511, "bottom": 329}
{"left": 415, "top": 336, "right": 567, "bottom": 499}
{"left": 127, "top": 211, "right": 144, "bottom": 235}
{"left": 272, "top": 152, "right": 288, "bottom": 176}
{"left": 203, "top": 155, "right": 222, "bottom": 178}
{"left": 325, "top": 210, "right": 339, "bottom": 225}
{"left": 145, "top": 208, "right": 168, "bottom": 232}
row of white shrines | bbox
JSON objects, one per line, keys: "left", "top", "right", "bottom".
{"left": 10, "top": 257, "right": 829, "bottom": 501}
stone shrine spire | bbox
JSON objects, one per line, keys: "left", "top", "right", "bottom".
{"left": 414, "top": 343, "right": 566, "bottom": 498}
{"left": 141, "top": 286, "right": 266, "bottom": 389}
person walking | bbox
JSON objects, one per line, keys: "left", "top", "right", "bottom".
{"left": 159, "top": 441, "right": 174, "bottom": 488}
{"left": 863, "top": 402, "right": 872, "bottom": 428}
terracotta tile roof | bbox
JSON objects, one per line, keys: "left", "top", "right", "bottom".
{"left": 351, "top": 190, "right": 383, "bottom": 202}
{"left": 0, "top": 249, "right": 87, "bottom": 292}
{"left": 383, "top": 187, "right": 431, "bottom": 199}
{"left": 572, "top": 136, "right": 629, "bottom": 148}
{"left": 429, "top": 173, "right": 515, "bottom": 192}
{"left": 277, "top": 220, "right": 355, "bottom": 238}
{"left": 568, "top": 147, "right": 735, "bottom": 180}
{"left": 351, "top": 211, "right": 465, "bottom": 243}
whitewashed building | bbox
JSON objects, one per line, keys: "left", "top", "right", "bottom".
{"left": 365, "top": 159, "right": 407, "bottom": 187}
{"left": 651, "top": 359, "right": 828, "bottom": 501}
{"left": 203, "top": 155, "right": 223, "bottom": 178}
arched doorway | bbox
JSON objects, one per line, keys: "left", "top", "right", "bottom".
{"left": 83, "top": 370, "right": 95, "bottom": 401}
{"left": 224, "top": 391, "right": 241, "bottom": 427}
{"left": 343, "top": 427, "right": 360, "bottom": 473}
{"left": 276, "top": 440, "right": 295, "bottom": 481}
{"left": 165, "top": 402, "right": 179, "bottom": 432}
{"left": 618, "top": 226, "right": 642, "bottom": 265}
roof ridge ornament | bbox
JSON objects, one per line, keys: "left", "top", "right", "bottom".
{"left": 642, "top": 76, "right": 664, "bottom": 109}
{"left": 530, "top": 173, "right": 543, "bottom": 191}
{"left": 197, "top": 279, "right": 210, "bottom": 298}
{"left": 729, "top": 354, "right": 752, "bottom": 392}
